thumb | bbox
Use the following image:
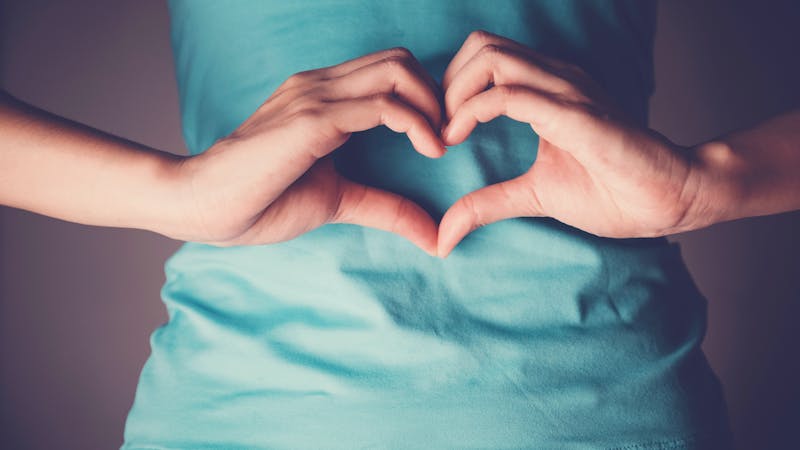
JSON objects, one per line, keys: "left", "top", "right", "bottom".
{"left": 330, "top": 177, "right": 439, "bottom": 256}
{"left": 437, "top": 174, "right": 544, "bottom": 258}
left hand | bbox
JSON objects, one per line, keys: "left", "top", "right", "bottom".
{"left": 437, "top": 30, "right": 706, "bottom": 257}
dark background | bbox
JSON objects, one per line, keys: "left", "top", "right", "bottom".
{"left": 1, "top": 1, "right": 798, "bottom": 448}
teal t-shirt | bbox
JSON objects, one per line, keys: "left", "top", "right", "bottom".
{"left": 122, "top": 1, "right": 732, "bottom": 448}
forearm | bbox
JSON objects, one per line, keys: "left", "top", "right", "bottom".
{"left": 688, "top": 109, "right": 800, "bottom": 229}
{"left": 0, "top": 91, "right": 191, "bottom": 239}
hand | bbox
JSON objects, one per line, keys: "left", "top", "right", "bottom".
{"left": 175, "top": 47, "right": 446, "bottom": 255}
{"left": 437, "top": 31, "right": 705, "bottom": 257}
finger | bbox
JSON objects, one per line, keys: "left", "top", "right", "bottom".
{"left": 332, "top": 177, "right": 438, "bottom": 256}
{"left": 318, "top": 47, "right": 441, "bottom": 101}
{"left": 437, "top": 175, "right": 543, "bottom": 258}
{"left": 442, "top": 84, "right": 605, "bottom": 160}
{"left": 278, "top": 47, "right": 441, "bottom": 100}
{"left": 442, "top": 30, "right": 567, "bottom": 94}
{"left": 281, "top": 48, "right": 415, "bottom": 87}
{"left": 444, "top": 44, "right": 574, "bottom": 120}
{"left": 322, "top": 94, "right": 446, "bottom": 158}
{"left": 324, "top": 54, "right": 442, "bottom": 130}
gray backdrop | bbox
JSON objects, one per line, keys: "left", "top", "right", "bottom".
{"left": 1, "top": 1, "right": 798, "bottom": 448}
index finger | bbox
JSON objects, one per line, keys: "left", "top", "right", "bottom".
{"left": 319, "top": 94, "right": 446, "bottom": 158}
{"left": 443, "top": 84, "right": 621, "bottom": 166}
{"left": 310, "top": 47, "right": 442, "bottom": 101}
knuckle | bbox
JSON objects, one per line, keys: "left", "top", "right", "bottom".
{"left": 459, "top": 194, "right": 484, "bottom": 227}
{"left": 467, "top": 29, "right": 495, "bottom": 47}
{"left": 284, "top": 70, "right": 315, "bottom": 87}
{"left": 380, "top": 55, "right": 414, "bottom": 77}
{"left": 292, "top": 107, "right": 326, "bottom": 128}
{"left": 303, "top": 85, "right": 328, "bottom": 103}
{"left": 289, "top": 92, "right": 323, "bottom": 115}
{"left": 478, "top": 43, "right": 505, "bottom": 61}
{"left": 553, "top": 78, "right": 580, "bottom": 96}
{"left": 384, "top": 46, "right": 414, "bottom": 60}
{"left": 274, "top": 84, "right": 307, "bottom": 102}
{"left": 494, "top": 84, "right": 517, "bottom": 100}
{"left": 369, "top": 92, "right": 396, "bottom": 108}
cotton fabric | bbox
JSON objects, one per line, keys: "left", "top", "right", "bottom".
{"left": 122, "top": 1, "right": 732, "bottom": 448}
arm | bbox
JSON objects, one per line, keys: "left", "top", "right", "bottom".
{"left": 0, "top": 90, "right": 189, "bottom": 238}
{"left": 0, "top": 47, "right": 445, "bottom": 254}
{"left": 689, "top": 110, "right": 800, "bottom": 231}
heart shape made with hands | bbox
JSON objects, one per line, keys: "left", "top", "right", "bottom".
{"left": 181, "top": 30, "right": 689, "bottom": 257}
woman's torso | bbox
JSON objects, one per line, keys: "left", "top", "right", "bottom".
{"left": 122, "top": 1, "right": 731, "bottom": 448}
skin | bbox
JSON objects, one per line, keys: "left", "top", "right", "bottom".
{"left": 0, "top": 47, "right": 446, "bottom": 255}
{"left": 437, "top": 31, "right": 800, "bottom": 256}
{"left": 1, "top": 31, "right": 798, "bottom": 259}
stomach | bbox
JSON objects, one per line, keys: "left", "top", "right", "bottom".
{"left": 123, "top": 218, "right": 731, "bottom": 448}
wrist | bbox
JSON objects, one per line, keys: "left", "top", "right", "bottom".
{"left": 683, "top": 140, "right": 748, "bottom": 231}
{"left": 135, "top": 151, "right": 199, "bottom": 242}
{"left": 161, "top": 152, "right": 220, "bottom": 243}
{"left": 167, "top": 146, "right": 252, "bottom": 245}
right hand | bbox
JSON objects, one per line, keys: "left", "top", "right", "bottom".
{"left": 173, "top": 47, "right": 445, "bottom": 255}
{"left": 435, "top": 30, "right": 708, "bottom": 256}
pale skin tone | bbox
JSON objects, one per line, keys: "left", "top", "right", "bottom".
{"left": 1, "top": 30, "right": 798, "bottom": 258}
